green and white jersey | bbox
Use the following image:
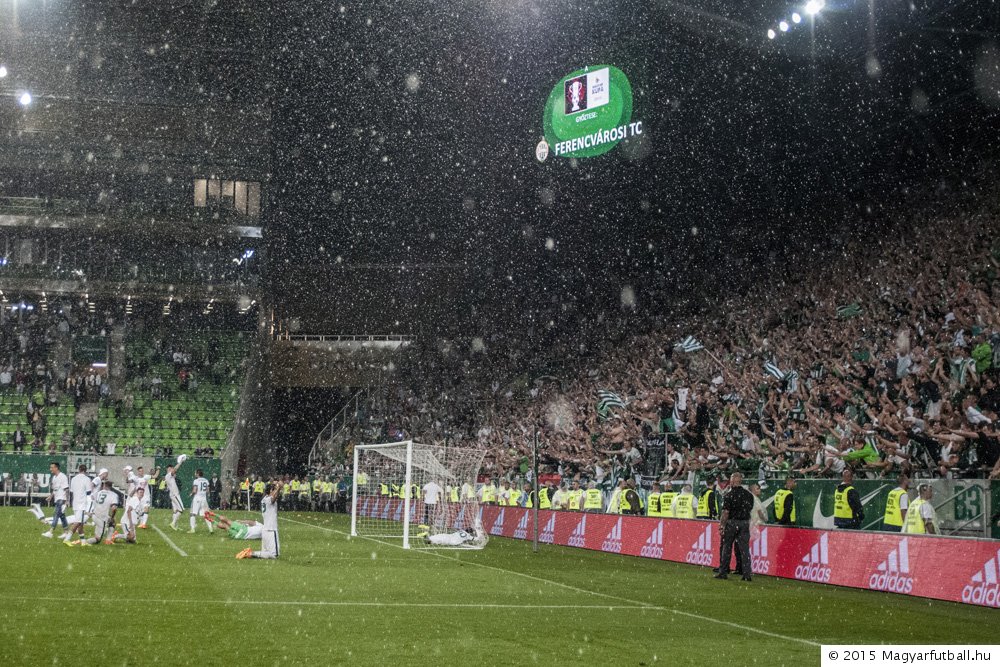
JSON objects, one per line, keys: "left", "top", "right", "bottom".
{"left": 949, "top": 357, "right": 975, "bottom": 388}
{"left": 92, "top": 489, "right": 118, "bottom": 521}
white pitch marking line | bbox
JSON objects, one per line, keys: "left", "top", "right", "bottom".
{"left": 0, "top": 595, "right": 649, "bottom": 611}
{"left": 284, "top": 516, "right": 820, "bottom": 648}
{"left": 151, "top": 524, "right": 188, "bottom": 557}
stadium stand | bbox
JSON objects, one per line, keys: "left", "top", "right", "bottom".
{"left": 97, "top": 331, "right": 249, "bottom": 455}
{"left": 305, "top": 204, "right": 1000, "bottom": 487}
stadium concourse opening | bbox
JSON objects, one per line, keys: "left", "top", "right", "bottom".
{"left": 2, "top": 0, "right": 1000, "bottom": 663}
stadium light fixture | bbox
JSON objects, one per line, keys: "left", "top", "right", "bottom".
{"left": 0, "top": 65, "right": 7, "bottom": 78}
{"left": 18, "top": 91, "right": 32, "bottom": 106}
{"left": 767, "top": 28, "right": 776, "bottom": 39}
{"left": 804, "top": 0, "right": 825, "bottom": 16}
{"left": 779, "top": 20, "right": 789, "bottom": 32}
{"left": 791, "top": 12, "right": 802, "bottom": 23}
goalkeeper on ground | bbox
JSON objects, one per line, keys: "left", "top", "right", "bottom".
{"left": 421, "top": 519, "right": 487, "bottom": 547}
{"left": 204, "top": 510, "right": 264, "bottom": 540}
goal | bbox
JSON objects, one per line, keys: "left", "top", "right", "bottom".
{"left": 351, "top": 441, "right": 488, "bottom": 549}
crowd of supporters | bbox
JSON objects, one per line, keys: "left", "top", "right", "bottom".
{"left": 314, "top": 203, "right": 1000, "bottom": 487}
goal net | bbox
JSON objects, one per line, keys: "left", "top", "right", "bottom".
{"left": 351, "top": 441, "right": 488, "bottom": 550}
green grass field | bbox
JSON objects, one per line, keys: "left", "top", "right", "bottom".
{"left": 0, "top": 507, "right": 995, "bottom": 666}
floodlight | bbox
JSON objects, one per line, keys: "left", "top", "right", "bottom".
{"left": 779, "top": 21, "right": 789, "bottom": 31}
{"left": 805, "top": 0, "right": 825, "bottom": 16}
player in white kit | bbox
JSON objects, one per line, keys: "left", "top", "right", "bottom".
{"left": 90, "top": 468, "right": 109, "bottom": 505}
{"left": 65, "top": 465, "right": 93, "bottom": 545}
{"left": 123, "top": 465, "right": 136, "bottom": 496}
{"left": 131, "top": 465, "right": 158, "bottom": 529}
{"left": 42, "top": 462, "right": 71, "bottom": 540}
{"left": 424, "top": 517, "right": 487, "bottom": 547}
{"left": 118, "top": 486, "right": 144, "bottom": 543}
{"left": 166, "top": 455, "right": 187, "bottom": 530}
{"left": 189, "top": 469, "right": 214, "bottom": 533}
{"left": 237, "top": 482, "right": 279, "bottom": 559}
{"left": 76, "top": 480, "right": 119, "bottom": 546}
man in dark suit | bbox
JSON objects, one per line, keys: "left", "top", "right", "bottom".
{"left": 715, "top": 472, "right": 754, "bottom": 582}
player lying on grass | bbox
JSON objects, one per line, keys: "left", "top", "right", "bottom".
{"left": 416, "top": 518, "right": 487, "bottom": 548}
{"left": 203, "top": 510, "right": 264, "bottom": 540}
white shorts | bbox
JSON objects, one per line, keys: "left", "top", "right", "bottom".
{"left": 260, "top": 529, "right": 279, "bottom": 558}
{"left": 190, "top": 497, "right": 208, "bottom": 517}
{"left": 69, "top": 508, "right": 87, "bottom": 525}
{"left": 93, "top": 518, "right": 110, "bottom": 541}
{"left": 170, "top": 494, "right": 184, "bottom": 512}
{"left": 120, "top": 513, "right": 135, "bottom": 533}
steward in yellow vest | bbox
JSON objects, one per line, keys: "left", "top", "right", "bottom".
{"left": 480, "top": 482, "right": 497, "bottom": 505}
{"left": 696, "top": 477, "right": 719, "bottom": 519}
{"left": 584, "top": 485, "right": 602, "bottom": 512}
{"left": 647, "top": 484, "right": 662, "bottom": 517}
{"left": 240, "top": 478, "right": 251, "bottom": 493}
{"left": 449, "top": 485, "right": 460, "bottom": 503}
{"left": 522, "top": 485, "right": 535, "bottom": 508}
{"left": 834, "top": 470, "right": 863, "bottom": 529}
{"left": 903, "top": 484, "right": 936, "bottom": 535}
{"left": 620, "top": 480, "right": 642, "bottom": 516}
{"left": 673, "top": 485, "right": 696, "bottom": 518}
{"left": 567, "top": 483, "right": 583, "bottom": 511}
{"left": 508, "top": 488, "right": 522, "bottom": 507}
{"left": 773, "top": 477, "right": 797, "bottom": 525}
{"left": 380, "top": 483, "right": 389, "bottom": 497}
{"left": 253, "top": 480, "right": 266, "bottom": 496}
{"left": 297, "top": 478, "right": 311, "bottom": 510}
{"left": 497, "top": 484, "right": 509, "bottom": 506}
{"left": 660, "top": 487, "right": 677, "bottom": 518}
{"left": 538, "top": 485, "right": 552, "bottom": 510}
{"left": 882, "top": 475, "right": 910, "bottom": 532}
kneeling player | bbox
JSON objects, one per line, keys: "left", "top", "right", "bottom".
{"left": 74, "top": 480, "right": 119, "bottom": 546}
{"left": 117, "top": 486, "right": 144, "bottom": 543}
{"left": 236, "top": 482, "right": 279, "bottom": 560}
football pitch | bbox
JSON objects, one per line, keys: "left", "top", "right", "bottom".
{"left": 0, "top": 508, "right": 995, "bottom": 666}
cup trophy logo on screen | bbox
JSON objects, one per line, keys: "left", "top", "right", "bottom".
{"left": 565, "top": 76, "right": 587, "bottom": 114}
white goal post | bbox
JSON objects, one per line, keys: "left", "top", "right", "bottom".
{"left": 351, "top": 441, "right": 488, "bottom": 550}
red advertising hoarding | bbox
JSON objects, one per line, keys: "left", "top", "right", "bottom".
{"left": 357, "top": 497, "right": 999, "bottom": 608}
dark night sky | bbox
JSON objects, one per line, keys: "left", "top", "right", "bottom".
{"left": 266, "top": 0, "right": 1000, "bottom": 333}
